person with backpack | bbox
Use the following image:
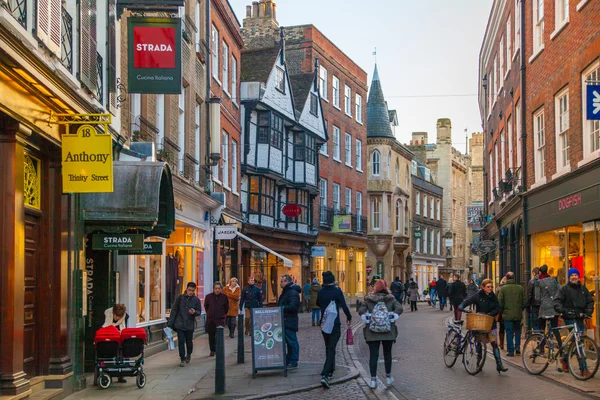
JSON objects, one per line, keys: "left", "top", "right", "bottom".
{"left": 358, "top": 279, "right": 403, "bottom": 389}
{"left": 390, "top": 277, "right": 404, "bottom": 305}
{"left": 406, "top": 282, "right": 419, "bottom": 311}
{"left": 316, "top": 271, "right": 352, "bottom": 389}
{"left": 526, "top": 267, "right": 541, "bottom": 336}
{"left": 167, "top": 282, "right": 202, "bottom": 367}
{"left": 239, "top": 276, "right": 263, "bottom": 336}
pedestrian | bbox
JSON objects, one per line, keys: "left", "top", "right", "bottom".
{"left": 554, "top": 268, "right": 594, "bottom": 376}
{"left": 526, "top": 267, "right": 540, "bottom": 336}
{"left": 458, "top": 279, "right": 508, "bottom": 373}
{"left": 368, "top": 275, "right": 381, "bottom": 294}
{"left": 448, "top": 280, "right": 454, "bottom": 311}
{"left": 398, "top": 280, "right": 405, "bottom": 304}
{"left": 429, "top": 278, "right": 437, "bottom": 307}
{"left": 316, "top": 271, "right": 352, "bottom": 389}
{"left": 309, "top": 278, "right": 321, "bottom": 326}
{"left": 277, "top": 274, "right": 301, "bottom": 369}
{"left": 303, "top": 280, "right": 312, "bottom": 313}
{"left": 240, "top": 276, "right": 263, "bottom": 336}
{"left": 535, "top": 264, "right": 562, "bottom": 351}
{"left": 390, "top": 276, "right": 404, "bottom": 304}
{"left": 358, "top": 279, "right": 403, "bottom": 389}
{"left": 498, "top": 272, "right": 527, "bottom": 357}
{"left": 407, "top": 281, "right": 419, "bottom": 311}
{"left": 448, "top": 274, "right": 467, "bottom": 322}
{"left": 204, "top": 282, "right": 229, "bottom": 357}
{"left": 223, "top": 277, "right": 241, "bottom": 338}
{"left": 436, "top": 276, "right": 448, "bottom": 310}
{"left": 168, "top": 282, "right": 202, "bottom": 367}
{"left": 496, "top": 277, "right": 507, "bottom": 349}
{"left": 101, "top": 304, "right": 129, "bottom": 383}
{"left": 466, "top": 279, "right": 479, "bottom": 297}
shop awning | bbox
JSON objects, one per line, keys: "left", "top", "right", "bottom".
{"left": 82, "top": 161, "right": 175, "bottom": 238}
{"left": 236, "top": 231, "right": 294, "bottom": 267}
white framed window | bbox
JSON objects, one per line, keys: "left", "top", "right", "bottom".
{"left": 555, "top": 88, "right": 570, "bottom": 171}
{"left": 514, "top": 0, "right": 521, "bottom": 54}
{"left": 221, "top": 132, "right": 229, "bottom": 188}
{"left": 582, "top": 62, "right": 600, "bottom": 161}
{"left": 332, "top": 76, "right": 340, "bottom": 108}
{"left": 423, "top": 228, "right": 428, "bottom": 254}
{"left": 356, "top": 139, "right": 363, "bottom": 171}
{"left": 430, "top": 230, "right": 434, "bottom": 254}
{"left": 320, "top": 142, "right": 328, "bottom": 156}
{"left": 494, "top": 142, "right": 499, "bottom": 189}
{"left": 345, "top": 133, "right": 352, "bottom": 167}
{"left": 195, "top": 1, "right": 202, "bottom": 53}
{"left": 356, "top": 192, "right": 362, "bottom": 216}
{"left": 499, "top": 36, "right": 505, "bottom": 79}
{"left": 507, "top": 16, "right": 512, "bottom": 67}
{"left": 436, "top": 199, "right": 441, "bottom": 220}
{"left": 437, "top": 231, "right": 441, "bottom": 255}
{"left": 423, "top": 194, "right": 428, "bottom": 218}
{"left": 555, "top": 0, "right": 569, "bottom": 29}
{"left": 405, "top": 166, "right": 409, "bottom": 189}
{"left": 231, "top": 140, "right": 238, "bottom": 193}
{"left": 395, "top": 160, "right": 399, "bottom": 186}
{"left": 416, "top": 227, "right": 421, "bottom": 252}
{"left": 345, "top": 188, "right": 352, "bottom": 214}
{"left": 178, "top": 86, "right": 185, "bottom": 174}
{"left": 231, "top": 56, "right": 238, "bottom": 103}
{"left": 500, "top": 130, "right": 506, "bottom": 180}
{"left": 355, "top": 94, "right": 363, "bottom": 123}
{"left": 489, "top": 152, "right": 494, "bottom": 201}
{"left": 508, "top": 116, "right": 514, "bottom": 169}
{"left": 319, "top": 66, "right": 328, "bottom": 100}
{"left": 533, "top": 0, "right": 545, "bottom": 55}
{"left": 344, "top": 85, "right": 352, "bottom": 116}
{"left": 533, "top": 109, "right": 546, "bottom": 182}
{"left": 430, "top": 197, "right": 434, "bottom": 219}
{"left": 395, "top": 200, "right": 402, "bottom": 232}
{"left": 319, "top": 179, "right": 328, "bottom": 223}
{"left": 371, "top": 197, "right": 380, "bottom": 230}
{"left": 493, "top": 57, "right": 498, "bottom": 103}
{"left": 222, "top": 42, "right": 229, "bottom": 93}
{"left": 195, "top": 103, "right": 201, "bottom": 182}
{"left": 211, "top": 25, "right": 219, "bottom": 80}
{"left": 371, "top": 150, "right": 380, "bottom": 176}
{"left": 134, "top": 243, "right": 166, "bottom": 325}
{"left": 416, "top": 192, "right": 420, "bottom": 215}
{"left": 333, "top": 183, "right": 340, "bottom": 212}
{"left": 275, "top": 67, "right": 285, "bottom": 93}
{"left": 333, "top": 126, "right": 340, "bottom": 161}
{"left": 516, "top": 101, "right": 522, "bottom": 168}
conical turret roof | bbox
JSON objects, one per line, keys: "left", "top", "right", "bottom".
{"left": 367, "top": 64, "right": 394, "bottom": 138}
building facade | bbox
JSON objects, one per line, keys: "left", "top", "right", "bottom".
{"left": 469, "top": 132, "right": 485, "bottom": 279}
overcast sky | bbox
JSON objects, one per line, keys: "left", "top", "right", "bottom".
{"left": 229, "top": 0, "right": 493, "bottom": 154}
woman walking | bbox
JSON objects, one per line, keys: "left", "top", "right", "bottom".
{"left": 309, "top": 278, "right": 321, "bottom": 326}
{"left": 358, "top": 279, "right": 403, "bottom": 389}
{"left": 223, "top": 278, "right": 241, "bottom": 338}
{"left": 458, "top": 279, "right": 508, "bottom": 373}
{"left": 406, "top": 281, "right": 419, "bottom": 311}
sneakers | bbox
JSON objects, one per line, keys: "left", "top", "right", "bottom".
{"left": 287, "top": 363, "right": 299, "bottom": 369}
{"left": 515, "top": 349, "right": 521, "bottom": 355}
{"left": 185, "top": 355, "right": 191, "bottom": 363}
{"left": 368, "top": 378, "right": 377, "bottom": 389}
{"left": 582, "top": 369, "right": 592, "bottom": 378}
{"left": 179, "top": 361, "right": 185, "bottom": 367}
{"left": 506, "top": 352, "right": 514, "bottom": 357}
{"left": 385, "top": 375, "right": 394, "bottom": 386}
{"left": 320, "top": 375, "right": 330, "bottom": 389}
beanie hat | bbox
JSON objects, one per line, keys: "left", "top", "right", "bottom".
{"left": 374, "top": 279, "right": 389, "bottom": 294}
{"left": 322, "top": 271, "right": 335, "bottom": 285}
{"left": 568, "top": 268, "right": 580, "bottom": 278}
{"left": 312, "top": 278, "right": 319, "bottom": 284}
{"left": 539, "top": 264, "right": 548, "bottom": 274}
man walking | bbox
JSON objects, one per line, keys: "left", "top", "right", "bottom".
{"left": 278, "top": 274, "right": 301, "bottom": 369}
{"left": 449, "top": 274, "right": 467, "bottom": 322}
{"left": 168, "top": 282, "right": 202, "bottom": 367}
{"left": 204, "top": 282, "right": 229, "bottom": 356}
{"left": 303, "top": 280, "right": 312, "bottom": 313}
{"left": 390, "top": 277, "right": 404, "bottom": 305}
{"left": 436, "top": 276, "right": 448, "bottom": 310}
{"left": 240, "top": 276, "right": 263, "bottom": 336}
{"left": 527, "top": 267, "right": 540, "bottom": 335}
{"left": 498, "top": 272, "right": 526, "bottom": 356}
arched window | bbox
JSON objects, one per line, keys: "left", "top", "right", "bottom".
{"left": 395, "top": 160, "right": 399, "bottom": 185}
{"left": 387, "top": 151, "right": 392, "bottom": 178}
{"left": 371, "top": 150, "right": 380, "bottom": 176}
{"left": 395, "top": 200, "right": 402, "bottom": 232}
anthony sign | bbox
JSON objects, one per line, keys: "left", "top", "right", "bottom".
{"left": 128, "top": 17, "right": 181, "bottom": 94}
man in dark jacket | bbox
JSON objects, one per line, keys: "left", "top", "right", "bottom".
{"left": 240, "top": 276, "right": 263, "bottom": 336}
{"left": 526, "top": 267, "right": 540, "bottom": 335}
{"left": 436, "top": 276, "right": 448, "bottom": 310}
{"left": 168, "top": 282, "right": 202, "bottom": 367}
{"left": 277, "top": 274, "right": 301, "bottom": 369}
{"left": 316, "top": 271, "right": 352, "bottom": 388}
{"left": 204, "top": 282, "right": 229, "bottom": 357}
{"left": 390, "top": 277, "right": 404, "bottom": 305}
{"left": 498, "top": 272, "right": 527, "bottom": 356}
{"left": 449, "top": 274, "right": 467, "bottom": 322}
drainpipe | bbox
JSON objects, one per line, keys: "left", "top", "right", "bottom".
{"left": 519, "top": 0, "right": 529, "bottom": 284}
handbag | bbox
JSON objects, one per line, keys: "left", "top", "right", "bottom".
{"left": 346, "top": 326, "right": 354, "bottom": 345}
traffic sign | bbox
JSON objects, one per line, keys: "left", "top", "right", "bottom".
{"left": 587, "top": 85, "right": 600, "bottom": 120}
{"left": 478, "top": 240, "right": 498, "bottom": 253}
{"left": 366, "top": 265, "right": 373, "bottom": 274}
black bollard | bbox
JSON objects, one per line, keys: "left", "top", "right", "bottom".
{"left": 237, "top": 313, "right": 244, "bottom": 364}
{"left": 215, "top": 326, "right": 225, "bottom": 395}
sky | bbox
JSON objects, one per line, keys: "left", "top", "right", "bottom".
{"left": 229, "top": 0, "right": 493, "bottom": 155}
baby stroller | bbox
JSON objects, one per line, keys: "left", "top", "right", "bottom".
{"left": 94, "top": 326, "right": 147, "bottom": 389}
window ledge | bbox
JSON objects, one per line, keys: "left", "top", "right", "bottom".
{"left": 333, "top": 157, "right": 341, "bottom": 163}
{"left": 320, "top": 152, "right": 329, "bottom": 158}
{"left": 212, "top": 76, "right": 222, "bottom": 86}
{"left": 232, "top": 101, "right": 239, "bottom": 109}
{"left": 333, "top": 104, "right": 341, "bottom": 111}
{"left": 224, "top": 90, "right": 231, "bottom": 99}
{"left": 232, "top": 191, "right": 240, "bottom": 197}
{"left": 504, "top": 69, "right": 511, "bottom": 81}
{"left": 529, "top": 46, "right": 545, "bottom": 64}
{"left": 577, "top": 150, "right": 600, "bottom": 168}
{"left": 357, "top": 168, "right": 363, "bottom": 173}
{"left": 223, "top": 185, "right": 231, "bottom": 192}
{"left": 345, "top": 163, "right": 353, "bottom": 169}
{"left": 356, "top": 120, "right": 363, "bottom": 126}
{"left": 550, "top": 20, "right": 569, "bottom": 40}
{"left": 577, "top": 0, "right": 591, "bottom": 11}
{"left": 321, "top": 97, "right": 329, "bottom": 103}
{"left": 213, "top": 178, "right": 222, "bottom": 185}
{"left": 345, "top": 112, "right": 353, "bottom": 118}
{"left": 512, "top": 48, "right": 520, "bottom": 62}
{"left": 551, "top": 166, "right": 572, "bottom": 180}
{"left": 530, "top": 176, "right": 547, "bottom": 190}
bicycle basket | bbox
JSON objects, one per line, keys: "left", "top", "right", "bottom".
{"left": 465, "top": 313, "right": 494, "bottom": 332}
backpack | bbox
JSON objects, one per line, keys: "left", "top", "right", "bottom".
{"left": 321, "top": 300, "right": 338, "bottom": 334}
{"left": 391, "top": 281, "right": 402, "bottom": 293}
{"left": 368, "top": 302, "right": 391, "bottom": 333}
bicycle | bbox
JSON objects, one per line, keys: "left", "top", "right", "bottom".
{"left": 522, "top": 315, "right": 599, "bottom": 381}
{"left": 443, "top": 312, "right": 487, "bottom": 375}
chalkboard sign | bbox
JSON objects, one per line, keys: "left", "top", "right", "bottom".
{"left": 251, "top": 307, "right": 287, "bottom": 378}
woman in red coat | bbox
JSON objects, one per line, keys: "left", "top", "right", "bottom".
{"left": 204, "top": 282, "right": 229, "bottom": 356}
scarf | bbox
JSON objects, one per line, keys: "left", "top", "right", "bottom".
{"left": 539, "top": 273, "right": 550, "bottom": 279}
{"left": 102, "top": 308, "right": 126, "bottom": 330}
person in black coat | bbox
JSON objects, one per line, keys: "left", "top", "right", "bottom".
{"left": 204, "top": 282, "right": 229, "bottom": 357}
{"left": 168, "top": 282, "right": 202, "bottom": 367}
{"left": 277, "top": 275, "right": 301, "bottom": 368}
{"left": 449, "top": 274, "right": 467, "bottom": 322}
{"left": 240, "top": 276, "right": 263, "bottom": 336}
{"left": 436, "top": 277, "right": 448, "bottom": 310}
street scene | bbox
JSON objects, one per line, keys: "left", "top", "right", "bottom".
{"left": 1, "top": 0, "right": 600, "bottom": 399}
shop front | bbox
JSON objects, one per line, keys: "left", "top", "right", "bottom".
{"left": 527, "top": 160, "right": 600, "bottom": 343}
{"left": 411, "top": 257, "right": 444, "bottom": 292}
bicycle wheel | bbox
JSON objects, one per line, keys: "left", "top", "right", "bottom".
{"left": 463, "top": 332, "right": 486, "bottom": 375}
{"left": 521, "top": 333, "right": 550, "bottom": 375}
{"left": 567, "top": 335, "right": 600, "bottom": 381}
{"left": 443, "top": 330, "right": 459, "bottom": 368}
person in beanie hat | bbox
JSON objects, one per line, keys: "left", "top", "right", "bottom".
{"left": 554, "top": 267, "right": 594, "bottom": 376}
{"left": 316, "top": 271, "right": 352, "bottom": 389}
{"left": 309, "top": 278, "right": 321, "bottom": 326}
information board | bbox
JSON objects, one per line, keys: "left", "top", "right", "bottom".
{"left": 251, "top": 307, "right": 287, "bottom": 378}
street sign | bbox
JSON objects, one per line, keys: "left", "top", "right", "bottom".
{"left": 478, "top": 240, "right": 498, "bottom": 253}
{"left": 119, "top": 242, "right": 163, "bottom": 255}
{"left": 587, "top": 85, "right": 600, "bottom": 120}
{"left": 366, "top": 265, "right": 373, "bottom": 274}
{"left": 445, "top": 238, "right": 453, "bottom": 247}
{"left": 92, "top": 234, "right": 144, "bottom": 250}
{"left": 413, "top": 226, "right": 422, "bottom": 238}
{"left": 215, "top": 225, "right": 237, "bottom": 240}
{"left": 332, "top": 215, "right": 352, "bottom": 233}
{"left": 311, "top": 246, "right": 326, "bottom": 257}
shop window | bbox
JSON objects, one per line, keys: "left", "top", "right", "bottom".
{"left": 136, "top": 251, "right": 164, "bottom": 324}
{"left": 531, "top": 229, "right": 567, "bottom": 286}
{"left": 314, "top": 255, "right": 325, "bottom": 282}
{"left": 337, "top": 249, "right": 347, "bottom": 293}
{"left": 249, "top": 251, "right": 301, "bottom": 304}
{"left": 355, "top": 251, "right": 365, "bottom": 294}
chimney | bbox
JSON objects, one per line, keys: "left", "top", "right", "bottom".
{"left": 272, "top": 2, "right": 277, "bottom": 21}
{"left": 246, "top": 5, "right": 251, "bottom": 18}
{"left": 252, "top": 1, "right": 259, "bottom": 18}
{"left": 258, "top": 0, "right": 266, "bottom": 17}
{"left": 265, "top": 0, "right": 273, "bottom": 17}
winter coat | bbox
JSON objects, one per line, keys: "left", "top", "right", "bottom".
{"left": 536, "top": 276, "right": 560, "bottom": 318}
{"left": 240, "top": 284, "right": 263, "bottom": 310}
{"left": 303, "top": 283, "right": 312, "bottom": 298}
{"left": 168, "top": 294, "right": 202, "bottom": 332}
{"left": 436, "top": 278, "right": 448, "bottom": 298}
{"left": 358, "top": 291, "right": 403, "bottom": 342}
{"left": 527, "top": 276, "right": 541, "bottom": 308}
{"left": 277, "top": 283, "right": 301, "bottom": 332}
{"left": 102, "top": 308, "right": 128, "bottom": 331}
{"left": 406, "top": 287, "right": 419, "bottom": 302}
{"left": 449, "top": 280, "right": 467, "bottom": 306}
{"left": 554, "top": 281, "right": 594, "bottom": 319}
{"left": 309, "top": 284, "right": 321, "bottom": 309}
{"left": 204, "top": 292, "right": 229, "bottom": 334}
{"left": 466, "top": 283, "right": 479, "bottom": 297}
{"left": 498, "top": 279, "right": 527, "bottom": 321}
{"left": 391, "top": 280, "right": 404, "bottom": 294}
{"left": 459, "top": 290, "right": 501, "bottom": 330}
{"left": 223, "top": 285, "right": 240, "bottom": 317}
{"left": 316, "top": 285, "right": 352, "bottom": 325}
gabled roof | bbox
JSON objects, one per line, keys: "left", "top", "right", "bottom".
{"left": 240, "top": 47, "right": 281, "bottom": 83}
{"left": 367, "top": 64, "right": 395, "bottom": 138}
{"left": 289, "top": 73, "right": 315, "bottom": 113}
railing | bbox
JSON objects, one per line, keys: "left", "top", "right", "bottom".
{"left": 3, "top": 0, "right": 26, "bottom": 29}
{"left": 96, "top": 52, "right": 103, "bottom": 103}
{"left": 319, "top": 207, "right": 366, "bottom": 234}
{"left": 319, "top": 206, "right": 333, "bottom": 229}
{"left": 183, "top": 153, "right": 199, "bottom": 181}
{"left": 131, "top": 116, "right": 159, "bottom": 143}
{"left": 159, "top": 138, "right": 180, "bottom": 174}
{"left": 60, "top": 7, "right": 73, "bottom": 72}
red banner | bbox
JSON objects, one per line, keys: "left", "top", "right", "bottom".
{"left": 133, "top": 26, "right": 176, "bottom": 69}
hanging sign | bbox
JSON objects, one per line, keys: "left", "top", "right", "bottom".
{"left": 215, "top": 225, "right": 237, "bottom": 240}
{"left": 587, "top": 85, "right": 600, "bottom": 120}
{"left": 251, "top": 307, "right": 287, "bottom": 378}
{"left": 478, "top": 240, "right": 498, "bottom": 253}
{"left": 62, "top": 125, "right": 113, "bottom": 193}
{"left": 332, "top": 215, "right": 352, "bottom": 233}
{"left": 128, "top": 17, "right": 182, "bottom": 94}
{"left": 118, "top": 242, "right": 163, "bottom": 255}
{"left": 92, "top": 234, "right": 144, "bottom": 250}
{"left": 282, "top": 203, "right": 302, "bottom": 217}
{"left": 311, "top": 246, "right": 326, "bottom": 257}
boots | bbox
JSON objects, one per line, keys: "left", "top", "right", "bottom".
{"left": 499, "top": 331, "right": 505, "bottom": 350}
{"left": 230, "top": 322, "right": 236, "bottom": 338}
{"left": 493, "top": 347, "right": 508, "bottom": 373}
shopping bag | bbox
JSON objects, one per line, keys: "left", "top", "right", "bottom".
{"left": 163, "top": 327, "right": 175, "bottom": 351}
{"left": 346, "top": 326, "right": 354, "bottom": 345}
{"left": 321, "top": 301, "right": 338, "bottom": 334}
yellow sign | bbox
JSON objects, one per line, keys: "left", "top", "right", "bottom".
{"left": 61, "top": 125, "right": 113, "bottom": 193}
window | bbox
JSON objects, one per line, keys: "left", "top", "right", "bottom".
{"left": 231, "top": 140, "right": 238, "bottom": 193}
{"left": 556, "top": 89, "right": 570, "bottom": 170}
{"left": 555, "top": 0, "right": 569, "bottom": 28}
{"left": 310, "top": 93, "right": 318, "bottom": 116}
{"left": 320, "top": 142, "right": 328, "bottom": 156}
{"left": 178, "top": 86, "right": 185, "bottom": 174}
{"left": 489, "top": 152, "right": 494, "bottom": 200}
{"left": 275, "top": 67, "right": 285, "bottom": 93}
{"left": 221, "top": 133, "right": 229, "bottom": 188}
{"left": 493, "top": 57, "right": 498, "bottom": 103}
{"left": 516, "top": 101, "right": 522, "bottom": 167}
{"left": 136, "top": 251, "right": 163, "bottom": 323}
{"left": 406, "top": 166, "right": 409, "bottom": 189}
{"left": 423, "top": 228, "right": 428, "bottom": 254}
{"left": 507, "top": 16, "right": 512, "bottom": 65}
{"left": 294, "top": 133, "right": 316, "bottom": 165}
{"left": 248, "top": 177, "right": 275, "bottom": 216}
{"left": 371, "top": 197, "right": 380, "bottom": 230}
{"left": 437, "top": 231, "right": 441, "bottom": 255}
{"left": 195, "top": 103, "right": 200, "bottom": 182}
{"left": 430, "top": 197, "right": 434, "bottom": 219}
{"left": 319, "top": 66, "right": 328, "bottom": 100}
{"left": 395, "top": 160, "right": 399, "bottom": 185}
{"left": 222, "top": 42, "right": 229, "bottom": 93}
{"left": 345, "top": 188, "right": 352, "bottom": 214}
{"left": 211, "top": 25, "right": 219, "bottom": 80}
{"left": 534, "top": 109, "right": 546, "bottom": 182}
{"left": 395, "top": 200, "right": 402, "bottom": 232}
{"left": 356, "top": 192, "right": 363, "bottom": 216}
{"left": 333, "top": 126, "right": 341, "bottom": 161}
{"left": 195, "top": 1, "right": 202, "bottom": 53}
{"left": 356, "top": 139, "right": 363, "bottom": 171}
{"left": 231, "top": 56, "right": 238, "bottom": 103}
{"left": 333, "top": 183, "right": 340, "bottom": 212}
{"left": 416, "top": 192, "right": 420, "bottom": 215}
{"left": 494, "top": 142, "right": 499, "bottom": 189}
{"left": 287, "top": 189, "right": 310, "bottom": 224}
{"left": 257, "top": 112, "right": 284, "bottom": 149}
{"left": 514, "top": 0, "right": 521, "bottom": 53}
{"left": 332, "top": 76, "right": 340, "bottom": 108}
{"left": 423, "top": 194, "right": 428, "bottom": 218}
{"left": 319, "top": 179, "right": 327, "bottom": 223}
{"left": 416, "top": 228, "right": 421, "bottom": 252}
{"left": 533, "top": 0, "right": 544, "bottom": 53}
{"left": 345, "top": 133, "right": 352, "bottom": 166}
{"left": 500, "top": 130, "right": 506, "bottom": 180}
{"left": 344, "top": 85, "right": 352, "bottom": 116}
{"left": 430, "top": 230, "right": 434, "bottom": 255}
{"left": 355, "top": 94, "right": 363, "bottom": 123}
{"left": 371, "top": 150, "right": 380, "bottom": 176}
{"left": 436, "top": 199, "right": 441, "bottom": 220}
{"left": 508, "top": 117, "right": 514, "bottom": 169}
{"left": 386, "top": 151, "right": 391, "bottom": 179}
{"left": 500, "top": 36, "right": 505, "bottom": 79}
{"left": 583, "top": 62, "right": 600, "bottom": 156}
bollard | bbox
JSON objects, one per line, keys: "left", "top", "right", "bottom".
{"left": 215, "top": 326, "right": 225, "bottom": 395}
{"left": 237, "top": 313, "right": 244, "bottom": 364}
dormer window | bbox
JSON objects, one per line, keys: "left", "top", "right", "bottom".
{"left": 257, "top": 111, "right": 284, "bottom": 149}
{"left": 275, "top": 67, "right": 285, "bottom": 93}
{"left": 310, "top": 93, "right": 318, "bottom": 116}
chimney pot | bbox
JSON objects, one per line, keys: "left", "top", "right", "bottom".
{"left": 252, "top": 1, "right": 259, "bottom": 18}
{"left": 246, "top": 5, "right": 252, "bottom": 18}
{"left": 265, "top": 0, "right": 273, "bottom": 17}
{"left": 258, "top": 0, "right": 266, "bottom": 17}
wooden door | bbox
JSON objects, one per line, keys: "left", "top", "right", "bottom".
{"left": 23, "top": 212, "right": 41, "bottom": 378}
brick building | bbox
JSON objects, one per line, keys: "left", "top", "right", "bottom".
{"left": 469, "top": 132, "right": 485, "bottom": 278}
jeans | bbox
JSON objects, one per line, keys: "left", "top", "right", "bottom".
{"left": 177, "top": 329, "right": 194, "bottom": 360}
{"left": 562, "top": 319, "right": 588, "bottom": 371}
{"left": 368, "top": 340, "right": 394, "bottom": 377}
{"left": 528, "top": 307, "right": 540, "bottom": 333}
{"left": 312, "top": 309, "right": 321, "bottom": 324}
{"left": 430, "top": 290, "right": 437, "bottom": 307}
{"left": 410, "top": 301, "right": 417, "bottom": 311}
{"left": 393, "top": 293, "right": 402, "bottom": 304}
{"left": 504, "top": 320, "right": 522, "bottom": 354}
{"left": 400, "top": 292, "right": 405, "bottom": 304}
{"left": 320, "top": 324, "right": 341, "bottom": 376}
{"left": 303, "top": 297, "right": 310, "bottom": 312}
{"left": 285, "top": 329, "right": 300, "bottom": 366}
{"left": 208, "top": 332, "right": 216, "bottom": 352}
{"left": 539, "top": 317, "right": 562, "bottom": 349}
{"left": 439, "top": 296, "right": 447, "bottom": 310}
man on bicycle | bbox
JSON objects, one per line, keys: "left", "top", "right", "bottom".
{"left": 554, "top": 268, "right": 594, "bottom": 376}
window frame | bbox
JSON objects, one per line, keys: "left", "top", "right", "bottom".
{"left": 345, "top": 187, "right": 352, "bottom": 214}
{"left": 231, "top": 140, "right": 238, "bottom": 194}
{"left": 231, "top": 55, "right": 238, "bottom": 103}
{"left": 221, "top": 132, "right": 229, "bottom": 188}
{"left": 333, "top": 183, "right": 341, "bottom": 212}
{"left": 333, "top": 126, "right": 341, "bottom": 161}
{"left": 533, "top": 108, "right": 546, "bottom": 184}
{"left": 580, "top": 61, "right": 600, "bottom": 165}
{"left": 555, "top": 88, "right": 570, "bottom": 174}
{"left": 319, "top": 65, "right": 328, "bottom": 100}
{"left": 371, "top": 197, "right": 380, "bottom": 230}
{"left": 332, "top": 76, "right": 340, "bottom": 108}
{"left": 355, "top": 94, "right": 363, "bottom": 123}
{"left": 344, "top": 85, "right": 352, "bottom": 116}
{"left": 532, "top": 0, "right": 545, "bottom": 56}
{"left": 356, "top": 139, "right": 363, "bottom": 171}
{"left": 415, "top": 192, "right": 420, "bottom": 216}
{"left": 371, "top": 150, "right": 380, "bottom": 176}
{"left": 248, "top": 176, "right": 276, "bottom": 217}
{"left": 211, "top": 25, "right": 219, "bottom": 81}
{"left": 275, "top": 66, "right": 285, "bottom": 93}
{"left": 310, "top": 93, "right": 319, "bottom": 116}
{"left": 222, "top": 41, "right": 229, "bottom": 94}
{"left": 344, "top": 133, "right": 352, "bottom": 167}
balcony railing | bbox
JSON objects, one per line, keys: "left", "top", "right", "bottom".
{"left": 131, "top": 115, "right": 159, "bottom": 143}
{"left": 319, "top": 206, "right": 333, "bottom": 228}
{"left": 319, "top": 206, "right": 366, "bottom": 235}
{"left": 183, "top": 153, "right": 199, "bottom": 181}
{"left": 158, "top": 137, "right": 180, "bottom": 174}
{"left": 96, "top": 52, "right": 103, "bottom": 103}
{"left": 60, "top": 7, "right": 73, "bottom": 72}
{"left": 3, "top": 0, "right": 27, "bottom": 29}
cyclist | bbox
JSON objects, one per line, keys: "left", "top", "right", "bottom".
{"left": 554, "top": 268, "right": 594, "bottom": 376}
{"left": 458, "top": 278, "right": 508, "bottom": 373}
